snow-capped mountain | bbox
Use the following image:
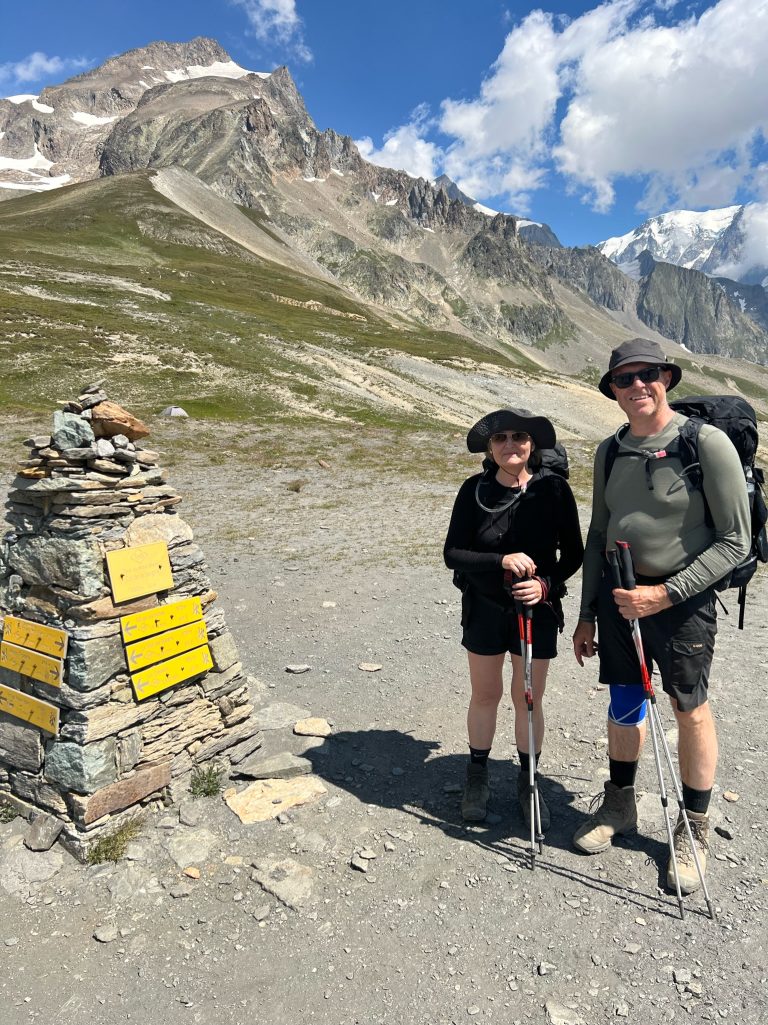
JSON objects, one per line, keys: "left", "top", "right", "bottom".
{"left": 598, "top": 205, "right": 768, "bottom": 289}
{"left": 432, "top": 174, "right": 561, "bottom": 246}
{"left": 0, "top": 37, "right": 261, "bottom": 193}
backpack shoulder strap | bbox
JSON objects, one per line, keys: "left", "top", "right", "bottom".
{"left": 603, "top": 425, "right": 629, "bottom": 484}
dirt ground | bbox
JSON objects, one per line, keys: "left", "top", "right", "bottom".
{"left": 1, "top": 423, "right": 767, "bottom": 1025}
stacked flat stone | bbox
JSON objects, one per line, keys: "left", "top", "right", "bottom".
{"left": 0, "top": 388, "right": 261, "bottom": 858}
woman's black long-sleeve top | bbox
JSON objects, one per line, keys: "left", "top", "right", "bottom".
{"left": 443, "top": 468, "right": 584, "bottom": 608}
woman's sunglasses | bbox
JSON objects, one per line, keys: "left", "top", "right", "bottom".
{"left": 490, "top": 431, "right": 531, "bottom": 444}
{"left": 611, "top": 366, "right": 664, "bottom": 389}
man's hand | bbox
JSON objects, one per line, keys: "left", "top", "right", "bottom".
{"left": 573, "top": 620, "right": 597, "bottom": 666}
{"left": 612, "top": 583, "right": 672, "bottom": 619}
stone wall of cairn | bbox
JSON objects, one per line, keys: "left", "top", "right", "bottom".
{"left": 0, "top": 389, "right": 261, "bottom": 858}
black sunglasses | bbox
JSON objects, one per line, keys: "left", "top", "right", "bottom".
{"left": 490, "top": 431, "right": 531, "bottom": 444}
{"left": 611, "top": 366, "right": 664, "bottom": 389}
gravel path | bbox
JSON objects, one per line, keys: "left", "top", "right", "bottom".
{"left": 1, "top": 427, "right": 766, "bottom": 1025}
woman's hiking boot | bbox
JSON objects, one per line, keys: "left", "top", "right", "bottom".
{"left": 517, "top": 772, "right": 550, "bottom": 831}
{"left": 461, "top": 763, "right": 490, "bottom": 821}
{"left": 667, "top": 810, "right": 709, "bottom": 894}
{"left": 573, "top": 781, "right": 637, "bottom": 853}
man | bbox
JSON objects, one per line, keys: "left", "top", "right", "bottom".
{"left": 572, "top": 338, "right": 750, "bottom": 892}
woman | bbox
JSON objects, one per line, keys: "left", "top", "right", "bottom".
{"left": 444, "top": 408, "right": 584, "bottom": 826}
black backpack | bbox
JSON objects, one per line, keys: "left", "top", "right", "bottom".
{"left": 536, "top": 442, "right": 570, "bottom": 480}
{"left": 604, "top": 395, "right": 768, "bottom": 628}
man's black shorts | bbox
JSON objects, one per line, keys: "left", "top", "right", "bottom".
{"left": 596, "top": 570, "right": 717, "bottom": 711}
{"left": 461, "top": 589, "right": 559, "bottom": 659}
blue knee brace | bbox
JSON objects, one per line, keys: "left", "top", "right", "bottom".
{"left": 608, "top": 684, "right": 647, "bottom": 726}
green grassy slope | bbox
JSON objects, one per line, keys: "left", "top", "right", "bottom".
{"left": 0, "top": 172, "right": 530, "bottom": 425}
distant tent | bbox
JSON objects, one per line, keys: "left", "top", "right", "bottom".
{"left": 160, "top": 406, "right": 189, "bottom": 418}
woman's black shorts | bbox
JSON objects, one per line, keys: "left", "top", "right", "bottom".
{"left": 461, "top": 589, "right": 559, "bottom": 659}
{"left": 596, "top": 570, "right": 717, "bottom": 712}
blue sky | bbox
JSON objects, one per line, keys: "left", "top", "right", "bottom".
{"left": 2, "top": 0, "right": 768, "bottom": 246}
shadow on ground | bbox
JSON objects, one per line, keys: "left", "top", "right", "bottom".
{"left": 304, "top": 727, "right": 693, "bottom": 921}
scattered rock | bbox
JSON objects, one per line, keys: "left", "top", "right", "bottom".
{"left": 358, "top": 663, "right": 382, "bottom": 672}
{"left": 165, "top": 828, "right": 218, "bottom": 868}
{"left": 94, "top": 925, "right": 119, "bottom": 943}
{"left": 251, "top": 857, "right": 314, "bottom": 909}
{"left": 233, "top": 751, "right": 312, "bottom": 780}
{"left": 714, "top": 826, "right": 734, "bottom": 840}
{"left": 24, "top": 813, "right": 64, "bottom": 852}
{"left": 183, "top": 867, "right": 201, "bottom": 879}
{"left": 285, "top": 664, "right": 311, "bottom": 674}
{"left": 293, "top": 717, "right": 332, "bottom": 738}
{"left": 350, "top": 854, "right": 368, "bottom": 873}
{"left": 224, "top": 776, "right": 327, "bottom": 824}
{"left": 545, "top": 1001, "right": 586, "bottom": 1025}
{"left": 723, "top": 791, "right": 740, "bottom": 803}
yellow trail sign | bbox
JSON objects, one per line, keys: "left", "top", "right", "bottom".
{"left": 0, "top": 641, "right": 63, "bottom": 688}
{"left": 106, "top": 542, "right": 174, "bottom": 603}
{"left": 120, "top": 596, "right": 203, "bottom": 643}
{"left": 131, "top": 644, "right": 213, "bottom": 701}
{"left": 125, "top": 620, "right": 209, "bottom": 671}
{"left": 2, "top": 616, "right": 68, "bottom": 659}
{"left": 0, "top": 683, "right": 59, "bottom": 734}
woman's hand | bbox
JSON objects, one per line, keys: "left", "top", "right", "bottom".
{"left": 501, "top": 552, "right": 537, "bottom": 577}
{"left": 509, "top": 576, "right": 543, "bottom": 605}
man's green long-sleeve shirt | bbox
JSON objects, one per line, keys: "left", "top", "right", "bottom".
{"left": 580, "top": 412, "right": 751, "bottom": 622}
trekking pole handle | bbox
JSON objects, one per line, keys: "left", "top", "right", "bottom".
{"left": 616, "top": 541, "right": 636, "bottom": 590}
{"left": 607, "top": 549, "right": 623, "bottom": 591}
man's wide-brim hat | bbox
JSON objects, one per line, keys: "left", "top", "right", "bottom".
{"left": 466, "top": 408, "right": 557, "bottom": 453}
{"left": 598, "top": 337, "right": 682, "bottom": 399}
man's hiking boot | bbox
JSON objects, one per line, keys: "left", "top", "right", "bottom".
{"left": 517, "top": 772, "right": 550, "bottom": 832}
{"left": 573, "top": 781, "right": 637, "bottom": 853}
{"left": 667, "top": 810, "right": 709, "bottom": 894}
{"left": 461, "top": 763, "right": 490, "bottom": 822}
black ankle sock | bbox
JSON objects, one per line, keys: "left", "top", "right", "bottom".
{"left": 469, "top": 747, "right": 491, "bottom": 767}
{"left": 682, "top": 783, "right": 711, "bottom": 815}
{"left": 609, "top": 758, "right": 638, "bottom": 789}
{"left": 518, "top": 751, "right": 541, "bottom": 775}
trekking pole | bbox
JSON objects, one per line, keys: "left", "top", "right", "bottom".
{"left": 610, "top": 543, "right": 715, "bottom": 920}
{"left": 514, "top": 596, "right": 545, "bottom": 870}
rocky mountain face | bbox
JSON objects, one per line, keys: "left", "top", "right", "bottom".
{"left": 0, "top": 37, "right": 254, "bottom": 192}
{"left": 634, "top": 251, "right": 767, "bottom": 360}
{"left": 2, "top": 37, "right": 768, "bottom": 367}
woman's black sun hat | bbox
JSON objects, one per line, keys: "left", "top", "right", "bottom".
{"left": 466, "top": 408, "right": 557, "bottom": 453}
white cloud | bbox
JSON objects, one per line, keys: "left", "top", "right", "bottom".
{"left": 711, "top": 202, "right": 768, "bottom": 282}
{"left": 555, "top": 0, "right": 768, "bottom": 212}
{"left": 355, "top": 107, "right": 441, "bottom": 181}
{"left": 231, "top": 0, "right": 312, "bottom": 63}
{"left": 0, "top": 51, "right": 89, "bottom": 86}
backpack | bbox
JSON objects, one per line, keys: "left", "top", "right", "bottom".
{"left": 537, "top": 442, "right": 570, "bottom": 480}
{"left": 604, "top": 395, "right": 768, "bottom": 628}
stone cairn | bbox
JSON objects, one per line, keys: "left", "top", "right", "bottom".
{"left": 0, "top": 388, "right": 261, "bottom": 858}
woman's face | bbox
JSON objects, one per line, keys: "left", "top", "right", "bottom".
{"left": 488, "top": 430, "right": 533, "bottom": 476}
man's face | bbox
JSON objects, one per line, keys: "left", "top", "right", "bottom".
{"left": 610, "top": 361, "right": 673, "bottom": 421}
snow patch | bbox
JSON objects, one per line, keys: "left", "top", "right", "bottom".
{"left": 371, "top": 192, "right": 380, "bottom": 202}
{"left": 71, "top": 112, "right": 117, "bottom": 127}
{"left": 0, "top": 144, "right": 54, "bottom": 173}
{"left": 330, "top": 168, "right": 344, "bottom": 177}
{"left": 385, "top": 199, "right": 398, "bottom": 206}
{"left": 302, "top": 176, "right": 326, "bottom": 183}
{"left": 141, "top": 66, "right": 155, "bottom": 70}
{"left": 474, "top": 202, "right": 499, "bottom": 217}
{"left": 5, "top": 94, "right": 54, "bottom": 113}
{"left": 422, "top": 226, "right": 435, "bottom": 233}
{"left": 164, "top": 61, "right": 266, "bottom": 83}
{"left": 139, "top": 80, "right": 151, "bottom": 90}
{"left": 516, "top": 217, "right": 542, "bottom": 228}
